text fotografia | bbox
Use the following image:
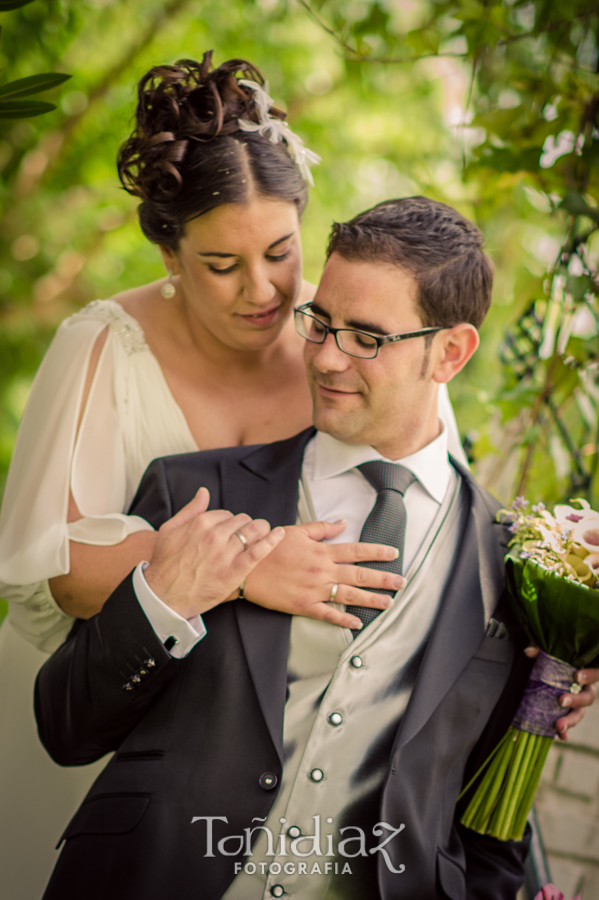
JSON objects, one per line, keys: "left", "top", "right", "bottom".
{"left": 235, "top": 860, "right": 352, "bottom": 876}
{"left": 190, "top": 815, "right": 406, "bottom": 874}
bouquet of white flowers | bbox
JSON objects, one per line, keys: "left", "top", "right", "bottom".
{"left": 460, "top": 498, "right": 599, "bottom": 841}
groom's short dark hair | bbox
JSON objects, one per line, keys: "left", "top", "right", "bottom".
{"left": 326, "top": 196, "right": 493, "bottom": 329}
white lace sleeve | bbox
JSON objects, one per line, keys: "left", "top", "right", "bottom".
{"left": 0, "top": 309, "right": 153, "bottom": 652}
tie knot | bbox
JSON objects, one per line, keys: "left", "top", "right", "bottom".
{"left": 358, "top": 460, "right": 416, "bottom": 496}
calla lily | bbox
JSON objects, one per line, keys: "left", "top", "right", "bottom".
{"left": 565, "top": 554, "right": 594, "bottom": 584}
{"left": 539, "top": 509, "right": 560, "bottom": 529}
{"left": 587, "top": 552, "right": 599, "bottom": 571}
{"left": 570, "top": 515, "right": 599, "bottom": 552}
{"left": 534, "top": 885, "right": 580, "bottom": 900}
{"left": 536, "top": 523, "right": 563, "bottom": 553}
{"left": 554, "top": 504, "right": 587, "bottom": 526}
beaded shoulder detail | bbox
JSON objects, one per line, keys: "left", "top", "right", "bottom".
{"left": 75, "top": 300, "right": 149, "bottom": 355}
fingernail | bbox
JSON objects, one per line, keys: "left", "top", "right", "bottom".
{"left": 560, "top": 696, "right": 572, "bottom": 707}
{"left": 393, "top": 576, "right": 405, "bottom": 589}
{"left": 387, "top": 548, "right": 399, "bottom": 559}
{"left": 353, "top": 620, "right": 363, "bottom": 630}
{"left": 577, "top": 671, "right": 587, "bottom": 684}
{"left": 335, "top": 519, "right": 347, "bottom": 524}
{"left": 273, "top": 527, "right": 285, "bottom": 537}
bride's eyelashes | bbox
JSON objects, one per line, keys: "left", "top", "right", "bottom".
{"left": 208, "top": 249, "right": 293, "bottom": 276}
{"left": 208, "top": 263, "right": 237, "bottom": 275}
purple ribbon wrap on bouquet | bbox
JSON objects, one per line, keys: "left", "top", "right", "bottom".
{"left": 512, "top": 650, "right": 578, "bottom": 738}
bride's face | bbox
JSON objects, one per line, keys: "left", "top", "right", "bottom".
{"left": 163, "top": 197, "right": 303, "bottom": 352}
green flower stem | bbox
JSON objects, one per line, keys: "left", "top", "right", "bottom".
{"left": 512, "top": 737, "right": 552, "bottom": 837}
{"left": 461, "top": 731, "right": 518, "bottom": 831}
{"left": 507, "top": 733, "right": 538, "bottom": 837}
{"left": 458, "top": 729, "right": 513, "bottom": 801}
{"left": 476, "top": 733, "right": 519, "bottom": 823}
{"left": 460, "top": 728, "right": 554, "bottom": 841}
{"left": 484, "top": 730, "right": 529, "bottom": 838}
{"left": 493, "top": 731, "right": 534, "bottom": 839}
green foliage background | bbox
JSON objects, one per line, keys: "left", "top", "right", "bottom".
{"left": 1, "top": 0, "right": 598, "bottom": 623}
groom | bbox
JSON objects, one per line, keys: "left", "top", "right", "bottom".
{"left": 36, "top": 197, "right": 588, "bottom": 900}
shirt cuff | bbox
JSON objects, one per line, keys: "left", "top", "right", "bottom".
{"left": 132, "top": 562, "right": 206, "bottom": 658}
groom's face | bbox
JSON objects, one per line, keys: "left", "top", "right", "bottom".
{"left": 304, "top": 253, "right": 444, "bottom": 459}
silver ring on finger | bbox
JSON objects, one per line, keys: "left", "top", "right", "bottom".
{"left": 329, "top": 583, "right": 339, "bottom": 602}
{"left": 234, "top": 531, "right": 249, "bottom": 552}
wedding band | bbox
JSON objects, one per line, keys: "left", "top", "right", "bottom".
{"left": 234, "top": 531, "right": 249, "bottom": 552}
{"left": 329, "top": 583, "right": 339, "bottom": 602}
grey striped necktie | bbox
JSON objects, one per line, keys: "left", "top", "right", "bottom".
{"left": 345, "top": 460, "right": 416, "bottom": 637}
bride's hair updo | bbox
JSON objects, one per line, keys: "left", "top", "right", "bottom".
{"left": 118, "top": 51, "right": 310, "bottom": 248}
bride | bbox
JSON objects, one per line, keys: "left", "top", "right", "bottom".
{"left": 0, "top": 52, "right": 466, "bottom": 898}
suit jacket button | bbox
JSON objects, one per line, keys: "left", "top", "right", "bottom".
{"left": 259, "top": 772, "right": 278, "bottom": 790}
{"left": 350, "top": 655, "right": 363, "bottom": 668}
{"left": 271, "top": 886, "right": 285, "bottom": 898}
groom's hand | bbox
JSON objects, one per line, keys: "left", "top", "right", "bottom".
{"left": 145, "top": 487, "right": 285, "bottom": 619}
{"left": 525, "top": 646, "right": 599, "bottom": 741}
{"left": 557, "top": 667, "right": 599, "bottom": 740}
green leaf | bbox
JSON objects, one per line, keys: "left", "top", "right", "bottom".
{"left": 474, "top": 145, "right": 543, "bottom": 174}
{"left": 0, "top": 98, "right": 56, "bottom": 118}
{"left": 0, "top": 0, "right": 38, "bottom": 9}
{"left": 558, "top": 191, "right": 599, "bottom": 223}
{"left": 0, "top": 73, "right": 70, "bottom": 99}
{"left": 506, "top": 553, "right": 599, "bottom": 668}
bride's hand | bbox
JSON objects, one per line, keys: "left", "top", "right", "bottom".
{"left": 243, "top": 520, "right": 405, "bottom": 631}
{"left": 145, "top": 487, "right": 285, "bottom": 619}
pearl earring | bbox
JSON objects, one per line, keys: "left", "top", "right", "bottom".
{"left": 161, "top": 269, "right": 176, "bottom": 299}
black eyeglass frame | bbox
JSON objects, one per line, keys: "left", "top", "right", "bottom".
{"left": 294, "top": 303, "right": 444, "bottom": 359}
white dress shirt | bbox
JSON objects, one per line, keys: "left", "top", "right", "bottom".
{"left": 133, "top": 424, "right": 452, "bottom": 654}
{"left": 132, "top": 562, "right": 206, "bottom": 659}
{"left": 302, "top": 426, "right": 451, "bottom": 568}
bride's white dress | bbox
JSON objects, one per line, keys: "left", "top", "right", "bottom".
{"left": 0, "top": 299, "right": 467, "bottom": 899}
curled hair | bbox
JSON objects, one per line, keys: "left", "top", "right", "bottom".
{"left": 327, "top": 197, "right": 493, "bottom": 328}
{"left": 117, "top": 51, "right": 308, "bottom": 246}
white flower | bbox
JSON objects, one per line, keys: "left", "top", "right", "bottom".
{"left": 539, "top": 509, "right": 559, "bottom": 529}
{"left": 569, "top": 510, "right": 599, "bottom": 552}
{"left": 554, "top": 504, "right": 588, "bottom": 526}
{"left": 536, "top": 523, "right": 563, "bottom": 553}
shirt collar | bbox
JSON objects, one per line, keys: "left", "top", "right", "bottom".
{"left": 311, "top": 425, "right": 451, "bottom": 505}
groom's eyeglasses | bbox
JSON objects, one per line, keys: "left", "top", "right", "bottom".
{"left": 294, "top": 303, "right": 444, "bottom": 360}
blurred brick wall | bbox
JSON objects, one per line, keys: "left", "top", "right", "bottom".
{"left": 535, "top": 703, "right": 599, "bottom": 898}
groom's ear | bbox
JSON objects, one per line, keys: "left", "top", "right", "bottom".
{"left": 431, "top": 323, "right": 479, "bottom": 384}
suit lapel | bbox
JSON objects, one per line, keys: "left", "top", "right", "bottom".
{"left": 392, "top": 470, "right": 506, "bottom": 754}
{"left": 220, "top": 428, "right": 316, "bottom": 762}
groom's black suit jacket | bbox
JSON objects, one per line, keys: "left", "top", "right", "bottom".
{"left": 36, "top": 427, "right": 532, "bottom": 900}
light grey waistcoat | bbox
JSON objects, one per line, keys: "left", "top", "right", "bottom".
{"left": 223, "top": 467, "right": 466, "bottom": 900}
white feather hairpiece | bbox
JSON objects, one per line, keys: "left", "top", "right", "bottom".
{"left": 237, "top": 79, "right": 321, "bottom": 186}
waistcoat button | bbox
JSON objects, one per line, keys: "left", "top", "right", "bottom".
{"left": 350, "top": 655, "right": 363, "bottom": 668}
{"left": 259, "top": 772, "right": 278, "bottom": 790}
{"left": 309, "top": 768, "right": 324, "bottom": 782}
{"left": 271, "top": 886, "right": 285, "bottom": 898}
{"left": 287, "top": 825, "right": 301, "bottom": 838}
{"left": 328, "top": 712, "right": 343, "bottom": 726}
